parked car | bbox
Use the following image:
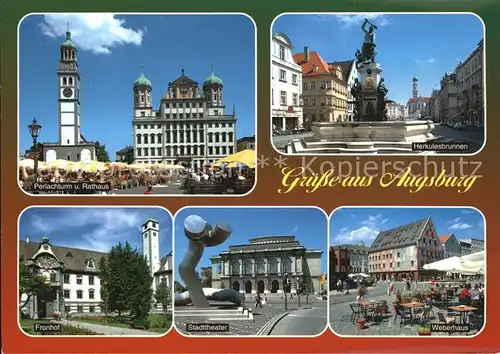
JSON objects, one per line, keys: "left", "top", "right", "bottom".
{"left": 453, "top": 122, "right": 466, "bottom": 130}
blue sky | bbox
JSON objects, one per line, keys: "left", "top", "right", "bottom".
{"left": 19, "top": 14, "right": 255, "bottom": 158}
{"left": 174, "top": 207, "right": 328, "bottom": 283}
{"left": 330, "top": 207, "right": 485, "bottom": 246}
{"left": 19, "top": 207, "right": 172, "bottom": 255}
{"left": 273, "top": 13, "right": 484, "bottom": 104}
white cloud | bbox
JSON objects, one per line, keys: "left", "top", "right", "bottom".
{"left": 291, "top": 225, "right": 299, "bottom": 234}
{"left": 29, "top": 209, "right": 145, "bottom": 252}
{"left": 332, "top": 14, "right": 391, "bottom": 28}
{"left": 333, "top": 214, "right": 384, "bottom": 243}
{"left": 461, "top": 210, "right": 474, "bottom": 215}
{"left": 39, "top": 14, "right": 144, "bottom": 55}
{"left": 415, "top": 58, "right": 435, "bottom": 64}
{"left": 449, "top": 222, "right": 472, "bottom": 230}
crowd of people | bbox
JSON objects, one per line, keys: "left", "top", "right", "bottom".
{"left": 19, "top": 161, "right": 255, "bottom": 195}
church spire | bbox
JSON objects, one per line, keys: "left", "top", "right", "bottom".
{"left": 66, "top": 22, "right": 71, "bottom": 41}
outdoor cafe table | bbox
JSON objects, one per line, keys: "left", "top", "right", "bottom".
{"left": 401, "top": 301, "right": 424, "bottom": 321}
{"left": 448, "top": 305, "right": 477, "bottom": 324}
{"left": 358, "top": 300, "right": 381, "bottom": 319}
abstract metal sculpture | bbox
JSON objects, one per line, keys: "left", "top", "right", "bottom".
{"left": 178, "top": 215, "right": 232, "bottom": 307}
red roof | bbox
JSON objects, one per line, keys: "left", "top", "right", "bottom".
{"left": 293, "top": 51, "right": 339, "bottom": 77}
{"left": 407, "top": 97, "right": 431, "bottom": 104}
{"left": 440, "top": 234, "right": 452, "bottom": 243}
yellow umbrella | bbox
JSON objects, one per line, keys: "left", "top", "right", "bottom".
{"left": 227, "top": 161, "right": 255, "bottom": 169}
{"left": 128, "top": 163, "right": 150, "bottom": 169}
{"left": 215, "top": 149, "right": 256, "bottom": 168}
{"left": 19, "top": 159, "right": 48, "bottom": 169}
{"left": 47, "top": 159, "right": 75, "bottom": 170}
{"left": 109, "top": 162, "right": 128, "bottom": 169}
{"left": 168, "top": 164, "right": 185, "bottom": 170}
{"left": 73, "top": 160, "right": 108, "bottom": 172}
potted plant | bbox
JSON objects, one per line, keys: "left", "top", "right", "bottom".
{"left": 357, "top": 286, "right": 368, "bottom": 300}
{"left": 356, "top": 318, "right": 366, "bottom": 330}
{"left": 417, "top": 326, "right": 431, "bottom": 336}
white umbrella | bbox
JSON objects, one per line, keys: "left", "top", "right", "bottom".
{"left": 461, "top": 251, "right": 484, "bottom": 263}
{"left": 424, "top": 257, "right": 483, "bottom": 274}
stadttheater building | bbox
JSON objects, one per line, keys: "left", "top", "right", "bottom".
{"left": 210, "top": 236, "right": 323, "bottom": 295}
{"left": 19, "top": 218, "right": 172, "bottom": 319}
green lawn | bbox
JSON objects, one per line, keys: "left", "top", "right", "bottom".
{"left": 74, "top": 314, "right": 171, "bottom": 333}
{"left": 20, "top": 319, "right": 54, "bottom": 335}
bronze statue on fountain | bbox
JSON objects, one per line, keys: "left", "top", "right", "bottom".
{"left": 350, "top": 18, "right": 389, "bottom": 122}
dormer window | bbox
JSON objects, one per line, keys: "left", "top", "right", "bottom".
{"left": 86, "top": 259, "right": 95, "bottom": 268}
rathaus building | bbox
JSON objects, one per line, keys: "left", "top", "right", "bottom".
{"left": 132, "top": 69, "right": 237, "bottom": 169}
{"left": 210, "top": 236, "right": 324, "bottom": 295}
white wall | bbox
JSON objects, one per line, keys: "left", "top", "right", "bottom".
{"left": 271, "top": 33, "right": 303, "bottom": 126}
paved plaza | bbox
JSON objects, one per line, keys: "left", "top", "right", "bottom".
{"left": 329, "top": 282, "right": 481, "bottom": 336}
{"left": 175, "top": 296, "right": 327, "bottom": 336}
{"left": 272, "top": 124, "right": 484, "bottom": 154}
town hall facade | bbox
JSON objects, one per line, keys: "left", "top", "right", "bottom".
{"left": 132, "top": 68, "right": 238, "bottom": 169}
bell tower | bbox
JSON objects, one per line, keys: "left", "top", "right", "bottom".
{"left": 412, "top": 76, "right": 419, "bottom": 99}
{"left": 142, "top": 218, "right": 160, "bottom": 291}
{"left": 203, "top": 65, "right": 225, "bottom": 116}
{"left": 133, "top": 67, "right": 153, "bottom": 117}
{"left": 58, "top": 23, "right": 81, "bottom": 146}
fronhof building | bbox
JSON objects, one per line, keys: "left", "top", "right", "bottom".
{"left": 210, "top": 236, "right": 323, "bottom": 295}
{"left": 38, "top": 27, "right": 97, "bottom": 163}
{"left": 132, "top": 68, "right": 237, "bottom": 169}
{"left": 368, "top": 217, "right": 445, "bottom": 281}
{"left": 19, "top": 218, "right": 172, "bottom": 319}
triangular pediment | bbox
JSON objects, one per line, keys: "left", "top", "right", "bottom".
{"left": 170, "top": 74, "right": 198, "bottom": 86}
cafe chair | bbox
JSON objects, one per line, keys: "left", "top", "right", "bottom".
{"left": 394, "top": 306, "right": 412, "bottom": 325}
{"left": 349, "top": 303, "right": 363, "bottom": 323}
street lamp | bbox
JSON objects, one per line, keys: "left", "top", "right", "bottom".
{"left": 296, "top": 277, "right": 301, "bottom": 307}
{"left": 28, "top": 117, "right": 42, "bottom": 181}
{"left": 283, "top": 272, "right": 289, "bottom": 311}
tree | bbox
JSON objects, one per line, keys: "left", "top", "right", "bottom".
{"left": 201, "top": 267, "right": 212, "bottom": 288}
{"left": 154, "top": 283, "right": 171, "bottom": 312}
{"left": 98, "top": 257, "right": 110, "bottom": 315}
{"left": 19, "top": 258, "right": 50, "bottom": 311}
{"left": 94, "top": 141, "right": 110, "bottom": 162}
{"left": 99, "top": 242, "right": 153, "bottom": 319}
{"left": 174, "top": 281, "right": 186, "bottom": 293}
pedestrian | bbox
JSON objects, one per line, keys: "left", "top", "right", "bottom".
{"left": 337, "top": 279, "right": 342, "bottom": 292}
{"left": 255, "top": 292, "right": 263, "bottom": 308}
{"left": 144, "top": 185, "right": 153, "bottom": 194}
{"left": 387, "top": 281, "right": 394, "bottom": 296}
{"left": 343, "top": 280, "right": 349, "bottom": 295}
{"left": 356, "top": 285, "right": 363, "bottom": 303}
